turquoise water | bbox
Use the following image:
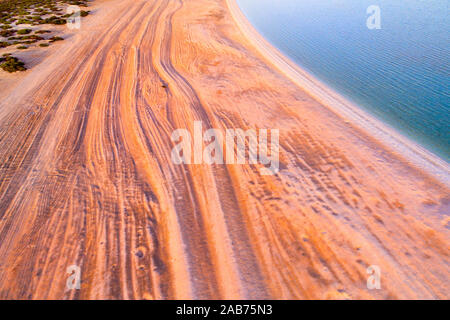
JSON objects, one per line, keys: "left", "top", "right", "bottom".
{"left": 237, "top": 0, "right": 450, "bottom": 162}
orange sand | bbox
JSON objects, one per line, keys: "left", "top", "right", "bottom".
{"left": 0, "top": 0, "right": 448, "bottom": 299}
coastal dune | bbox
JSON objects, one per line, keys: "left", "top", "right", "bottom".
{"left": 0, "top": 0, "right": 448, "bottom": 299}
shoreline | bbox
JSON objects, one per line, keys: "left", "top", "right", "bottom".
{"left": 226, "top": 0, "right": 449, "bottom": 186}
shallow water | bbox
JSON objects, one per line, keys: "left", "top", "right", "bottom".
{"left": 237, "top": 0, "right": 450, "bottom": 162}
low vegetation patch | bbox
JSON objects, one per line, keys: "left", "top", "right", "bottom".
{"left": 0, "top": 0, "right": 90, "bottom": 25}
{"left": 0, "top": 54, "right": 27, "bottom": 72}
{"left": 0, "top": 0, "right": 92, "bottom": 72}
{"left": 17, "top": 28, "right": 32, "bottom": 34}
{"left": 49, "top": 36, "right": 63, "bottom": 42}
{"left": 41, "top": 15, "right": 66, "bottom": 25}
{"left": 0, "top": 29, "right": 15, "bottom": 37}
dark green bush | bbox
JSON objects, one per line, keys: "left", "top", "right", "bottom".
{"left": 17, "top": 28, "right": 32, "bottom": 34}
{"left": 16, "top": 19, "right": 33, "bottom": 25}
{"left": 0, "top": 55, "right": 26, "bottom": 72}
{"left": 49, "top": 36, "right": 63, "bottom": 42}
{"left": 0, "top": 29, "right": 15, "bottom": 37}
{"left": 41, "top": 16, "right": 66, "bottom": 25}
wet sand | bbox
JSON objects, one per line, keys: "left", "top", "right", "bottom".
{"left": 0, "top": 0, "right": 448, "bottom": 299}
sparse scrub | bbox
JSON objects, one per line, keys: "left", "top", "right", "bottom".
{"left": 49, "top": 36, "right": 63, "bottom": 42}
{"left": 0, "top": 29, "right": 15, "bottom": 37}
{"left": 0, "top": 0, "right": 91, "bottom": 27}
{"left": 0, "top": 55, "right": 27, "bottom": 72}
{"left": 22, "top": 35, "right": 44, "bottom": 40}
{"left": 0, "top": 0, "right": 91, "bottom": 70}
{"left": 17, "top": 28, "right": 32, "bottom": 34}
{"left": 16, "top": 19, "right": 33, "bottom": 25}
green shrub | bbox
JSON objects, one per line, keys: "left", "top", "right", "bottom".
{"left": 41, "top": 16, "right": 66, "bottom": 25}
{"left": 23, "top": 34, "right": 43, "bottom": 40}
{"left": 39, "top": 42, "right": 49, "bottom": 47}
{"left": 16, "top": 19, "right": 33, "bottom": 25}
{"left": 49, "top": 36, "right": 63, "bottom": 42}
{"left": 0, "top": 55, "right": 26, "bottom": 72}
{"left": 17, "top": 45, "right": 27, "bottom": 49}
{"left": 17, "top": 28, "right": 32, "bottom": 34}
{"left": 0, "top": 29, "right": 15, "bottom": 37}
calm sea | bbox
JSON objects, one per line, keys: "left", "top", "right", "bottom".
{"left": 237, "top": 0, "right": 450, "bottom": 162}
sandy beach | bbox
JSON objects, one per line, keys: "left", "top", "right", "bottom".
{"left": 226, "top": 0, "right": 450, "bottom": 184}
{"left": 0, "top": 0, "right": 448, "bottom": 299}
